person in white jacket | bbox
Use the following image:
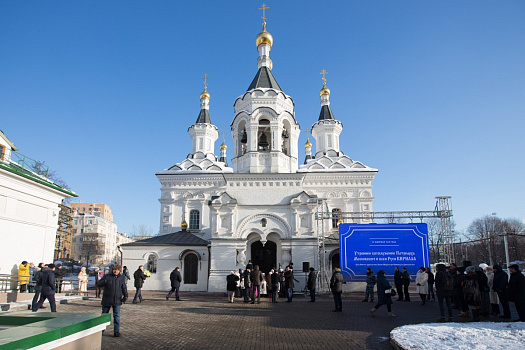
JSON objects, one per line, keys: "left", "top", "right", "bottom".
{"left": 416, "top": 267, "right": 428, "bottom": 305}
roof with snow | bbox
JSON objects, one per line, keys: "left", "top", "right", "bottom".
{"left": 298, "top": 151, "right": 377, "bottom": 173}
{"left": 161, "top": 151, "right": 233, "bottom": 173}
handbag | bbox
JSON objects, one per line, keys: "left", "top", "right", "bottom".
{"left": 385, "top": 288, "right": 396, "bottom": 296}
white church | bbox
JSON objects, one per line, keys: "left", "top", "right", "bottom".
{"left": 122, "top": 13, "right": 378, "bottom": 292}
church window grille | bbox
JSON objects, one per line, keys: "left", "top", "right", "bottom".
{"left": 184, "top": 253, "right": 198, "bottom": 284}
{"left": 189, "top": 210, "right": 200, "bottom": 230}
{"left": 332, "top": 208, "right": 342, "bottom": 229}
{"left": 146, "top": 254, "right": 157, "bottom": 274}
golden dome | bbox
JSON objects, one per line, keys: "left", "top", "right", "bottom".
{"left": 181, "top": 219, "right": 188, "bottom": 230}
{"left": 305, "top": 140, "right": 312, "bottom": 148}
{"left": 200, "top": 88, "right": 210, "bottom": 100}
{"left": 220, "top": 141, "right": 227, "bottom": 150}
{"left": 320, "top": 85, "right": 330, "bottom": 97}
{"left": 256, "top": 22, "right": 273, "bottom": 47}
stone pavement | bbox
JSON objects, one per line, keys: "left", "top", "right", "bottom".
{"left": 52, "top": 291, "right": 520, "bottom": 350}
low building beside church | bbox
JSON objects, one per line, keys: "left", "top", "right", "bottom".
{"left": 121, "top": 12, "right": 377, "bottom": 292}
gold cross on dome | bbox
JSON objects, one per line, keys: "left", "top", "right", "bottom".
{"left": 222, "top": 131, "right": 226, "bottom": 142}
{"left": 202, "top": 73, "right": 210, "bottom": 89}
{"left": 320, "top": 69, "right": 328, "bottom": 86}
{"left": 305, "top": 128, "right": 310, "bottom": 140}
{"left": 259, "top": 3, "right": 270, "bottom": 22}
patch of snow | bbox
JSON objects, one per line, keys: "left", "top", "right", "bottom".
{"left": 391, "top": 322, "right": 525, "bottom": 350}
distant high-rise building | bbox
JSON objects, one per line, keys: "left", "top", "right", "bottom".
{"left": 71, "top": 203, "right": 113, "bottom": 222}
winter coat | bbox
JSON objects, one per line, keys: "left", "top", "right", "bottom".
{"left": 427, "top": 270, "right": 435, "bottom": 285}
{"left": 376, "top": 271, "right": 393, "bottom": 305}
{"left": 243, "top": 270, "right": 251, "bottom": 288}
{"left": 415, "top": 270, "right": 428, "bottom": 294}
{"left": 270, "top": 272, "right": 280, "bottom": 286}
{"left": 18, "top": 263, "right": 30, "bottom": 285}
{"left": 366, "top": 272, "right": 376, "bottom": 286}
{"left": 307, "top": 271, "right": 317, "bottom": 290}
{"left": 463, "top": 273, "right": 481, "bottom": 307}
{"left": 492, "top": 266, "right": 509, "bottom": 293}
{"left": 394, "top": 270, "right": 402, "bottom": 285}
{"left": 476, "top": 270, "right": 489, "bottom": 291}
{"left": 250, "top": 267, "right": 263, "bottom": 286}
{"left": 226, "top": 273, "right": 239, "bottom": 291}
{"left": 134, "top": 269, "right": 146, "bottom": 289}
{"left": 284, "top": 270, "right": 295, "bottom": 289}
{"left": 98, "top": 272, "right": 128, "bottom": 307}
{"left": 401, "top": 271, "right": 411, "bottom": 286}
{"left": 330, "top": 271, "right": 344, "bottom": 294}
{"left": 435, "top": 266, "right": 453, "bottom": 296}
{"left": 170, "top": 269, "right": 182, "bottom": 288}
{"left": 41, "top": 269, "right": 56, "bottom": 294}
{"left": 123, "top": 268, "right": 131, "bottom": 282}
{"left": 507, "top": 271, "right": 525, "bottom": 303}
{"left": 78, "top": 271, "right": 89, "bottom": 292}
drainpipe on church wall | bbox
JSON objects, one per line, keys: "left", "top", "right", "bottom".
{"left": 117, "top": 245, "right": 123, "bottom": 265}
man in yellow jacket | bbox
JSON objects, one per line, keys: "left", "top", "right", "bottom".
{"left": 18, "top": 261, "right": 30, "bottom": 293}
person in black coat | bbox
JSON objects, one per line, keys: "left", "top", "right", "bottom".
{"left": 284, "top": 266, "right": 295, "bottom": 302}
{"left": 98, "top": 264, "right": 128, "bottom": 337}
{"left": 33, "top": 264, "right": 57, "bottom": 312}
{"left": 426, "top": 267, "right": 435, "bottom": 301}
{"left": 54, "top": 264, "right": 65, "bottom": 293}
{"left": 493, "top": 264, "right": 511, "bottom": 318}
{"left": 166, "top": 267, "right": 182, "bottom": 301}
{"left": 270, "top": 268, "right": 280, "bottom": 303}
{"left": 394, "top": 267, "right": 403, "bottom": 301}
{"left": 307, "top": 267, "right": 317, "bottom": 302}
{"left": 370, "top": 270, "right": 396, "bottom": 317}
{"left": 401, "top": 267, "right": 411, "bottom": 301}
{"left": 243, "top": 268, "right": 251, "bottom": 302}
{"left": 507, "top": 264, "right": 525, "bottom": 321}
{"left": 330, "top": 267, "right": 344, "bottom": 312}
{"left": 132, "top": 265, "right": 147, "bottom": 304}
{"left": 31, "top": 263, "right": 45, "bottom": 311}
{"left": 435, "top": 263, "right": 453, "bottom": 322}
{"left": 226, "top": 271, "right": 240, "bottom": 303}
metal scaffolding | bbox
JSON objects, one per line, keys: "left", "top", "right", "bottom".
{"left": 314, "top": 197, "right": 454, "bottom": 290}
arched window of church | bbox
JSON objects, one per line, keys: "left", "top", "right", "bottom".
{"left": 184, "top": 253, "right": 198, "bottom": 284}
{"left": 332, "top": 208, "right": 342, "bottom": 229}
{"left": 146, "top": 254, "right": 157, "bottom": 274}
{"left": 261, "top": 218, "right": 267, "bottom": 227}
{"left": 189, "top": 210, "right": 200, "bottom": 230}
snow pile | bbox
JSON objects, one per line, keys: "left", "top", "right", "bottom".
{"left": 390, "top": 322, "right": 525, "bottom": 350}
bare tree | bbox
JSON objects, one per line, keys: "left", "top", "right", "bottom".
{"left": 131, "top": 224, "right": 154, "bottom": 238}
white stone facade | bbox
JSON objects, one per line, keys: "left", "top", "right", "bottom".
{"left": 124, "top": 18, "right": 378, "bottom": 292}
{"left": 0, "top": 131, "right": 76, "bottom": 274}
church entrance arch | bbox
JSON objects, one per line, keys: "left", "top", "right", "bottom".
{"left": 250, "top": 240, "right": 277, "bottom": 275}
{"left": 183, "top": 253, "right": 198, "bottom": 284}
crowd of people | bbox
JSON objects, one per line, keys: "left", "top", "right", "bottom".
{"left": 362, "top": 263, "right": 525, "bottom": 322}
{"left": 12, "top": 259, "right": 524, "bottom": 339}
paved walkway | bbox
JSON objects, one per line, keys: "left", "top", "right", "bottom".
{"left": 52, "top": 291, "right": 519, "bottom": 350}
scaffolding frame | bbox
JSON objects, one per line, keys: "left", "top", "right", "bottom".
{"left": 314, "top": 197, "right": 453, "bottom": 291}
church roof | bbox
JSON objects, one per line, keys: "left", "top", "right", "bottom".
{"left": 298, "top": 153, "right": 377, "bottom": 173}
{"left": 318, "top": 105, "right": 335, "bottom": 121}
{"left": 162, "top": 151, "right": 233, "bottom": 173}
{"left": 122, "top": 230, "right": 209, "bottom": 246}
{"left": 247, "top": 67, "right": 282, "bottom": 91}
{"left": 195, "top": 109, "right": 211, "bottom": 124}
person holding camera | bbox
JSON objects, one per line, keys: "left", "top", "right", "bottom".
{"left": 98, "top": 264, "right": 128, "bottom": 337}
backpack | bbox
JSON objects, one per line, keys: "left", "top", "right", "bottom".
{"left": 441, "top": 272, "right": 454, "bottom": 291}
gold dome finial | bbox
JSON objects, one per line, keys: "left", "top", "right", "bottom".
{"left": 181, "top": 219, "right": 188, "bottom": 230}
{"left": 305, "top": 128, "right": 312, "bottom": 148}
{"left": 220, "top": 131, "right": 227, "bottom": 150}
{"left": 200, "top": 73, "right": 210, "bottom": 100}
{"left": 320, "top": 69, "right": 330, "bottom": 96}
{"left": 256, "top": 3, "right": 273, "bottom": 47}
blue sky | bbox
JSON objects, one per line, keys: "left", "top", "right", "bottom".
{"left": 1, "top": 1, "right": 524, "bottom": 236}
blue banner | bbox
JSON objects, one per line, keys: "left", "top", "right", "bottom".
{"left": 339, "top": 223, "right": 430, "bottom": 281}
